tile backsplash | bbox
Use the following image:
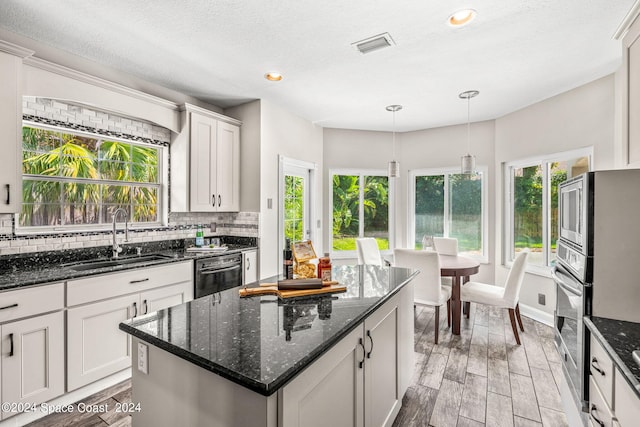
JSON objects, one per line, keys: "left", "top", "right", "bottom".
{"left": 0, "top": 211, "right": 259, "bottom": 256}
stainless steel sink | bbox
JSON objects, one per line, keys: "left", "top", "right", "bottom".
{"left": 67, "top": 254, "right": 173, "bottom": 271}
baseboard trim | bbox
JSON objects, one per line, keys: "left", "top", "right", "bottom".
{"left": 520, "top": 303, "right": 554, "bottom": 327}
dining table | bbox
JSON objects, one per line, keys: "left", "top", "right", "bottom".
{"left": 438, "top": 254, "right": 480, "bottom": 335}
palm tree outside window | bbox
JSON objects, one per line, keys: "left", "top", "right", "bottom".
{"left": 20, "top": 123, "right": 163, "bottom": 230}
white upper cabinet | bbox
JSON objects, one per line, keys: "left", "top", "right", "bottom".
{"left": 0, "top": 42, "right": 32, "bottom": 213}
{"left": 171, "top": 104, "right": 241, "bottom": 212}
{"left": 619, "top": 8, "right": 640, "bottom": 167}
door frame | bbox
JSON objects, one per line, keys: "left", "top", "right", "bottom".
{"left": 278, "top": 156, "right": 317, "bottom": 268}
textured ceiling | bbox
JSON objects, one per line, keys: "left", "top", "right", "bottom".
{"left": 0, "top": 0, "right": 635, "bottom": 131}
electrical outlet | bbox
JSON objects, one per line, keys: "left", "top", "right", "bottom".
{"left": 138, "top": 342, "right": 148, "bottom": 374}
{"left": 538, "top": 293, "right": 546, "bottom": 306}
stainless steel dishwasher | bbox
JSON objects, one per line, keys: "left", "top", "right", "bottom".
{"left": 194, "top": 253, "right": 243, "bottom": 298}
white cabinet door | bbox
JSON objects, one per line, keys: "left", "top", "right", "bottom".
{"left": 0, "top": 49, "right": 22, "bottom": 213}
{"left": 243, "top": 250, "right": 258, "bottom": 285}
{"left": 188, "top": 111, "right": 240, "bottom": 212}
{"left": 67, "top": 294, "right": 138, "bottom": 391}
{"left": 190, "top": 112, "right": 217, "bottom": 212}
{"left": 364, "top": 297, "right": 400, "bottom": 427}
{"left": 216, "top": 121, "right": 240, "bottom": 212}
{"left": 1, "top": 311, "right": 64, "bottom": 419}
{"left": 279, "top": 325, "right": 365, "bottom": 427}
{"left": 140, "top": 281, "right": 193, "bottom": 314}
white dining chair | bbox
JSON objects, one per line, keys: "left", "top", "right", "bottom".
{"left": 432, "top": 237, "right": 458, "bottom": 289}
{"left": 433, "top": 237, "right": 458, "bottom": 256}
{"left": 394, "top": 249, "right": 451, "bottom": 344}
{"left": 356, "top": 237, "right": 383, "bottom": 266}
{"left": 460, "top": 250, "right": 529, "bottom": 345}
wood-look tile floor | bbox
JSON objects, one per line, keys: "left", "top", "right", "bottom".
{"left": 28, "top": 304, "right": 567, "bottom": 427}
{"left": 393, "top": 303, "right": 569, "bottom": 427}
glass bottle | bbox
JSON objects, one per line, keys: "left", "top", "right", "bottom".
{"left": 317, "top": 253, "right": 332, "bottom": 282}
{"left": 195, "top": 225, "right": 204, "bottom": 247}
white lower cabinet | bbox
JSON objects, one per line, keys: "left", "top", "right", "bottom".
{"left": 588, "top": 335, "right": 640, "bottom": 427}
{"left": 0, "top": 283, "right": 65, "bottom": 420}
{"left": 243, "top": 249, "right": 258, "bottom": 285}
{"left": 67, "top": 294, "right": 138, "bottom": 391}
{"left": 66, "top": 262, "right": 193, "bottom": 391}
{"left": 279, "top": 284, "right": 411, "bottom": 427}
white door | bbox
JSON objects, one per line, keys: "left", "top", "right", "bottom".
{"left": 189, "top": 112, "right": 217, "bottom": 212}
{"left": 282, "top": 162, "right": 312, "bottom": 245}
{"left": 216, "top": 121, "right": 240, "bottom": 211}
{"left": 1, "top": 312, "right": 64, "bottom": 419}
{"left": 140, "top": 282, "right": 193, "bottom": 315}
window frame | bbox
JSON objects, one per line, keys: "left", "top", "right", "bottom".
{"left": 408, "top": 165, "right": 488, "bottom": 262}
{"left": 17, "top": 121, "right": 168, "bottom": 234}
{"left": 503, "top": 148, "right": 592, "bottom": 275}
{"left": 329, "top": 168, "right": 394, "bottom": 259}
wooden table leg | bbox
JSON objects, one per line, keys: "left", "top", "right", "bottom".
{"left": 452, "top": 274, "right": 461, "bottom": 335}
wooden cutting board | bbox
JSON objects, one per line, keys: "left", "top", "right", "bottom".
{"left": 239, "top": 282, "right": 346, "bottom": 299}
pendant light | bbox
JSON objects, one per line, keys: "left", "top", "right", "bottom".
{"left": 386, "top": 104, "right": 402, "bottom": 178}
{"left": 459, "top": 90, "right": 479, "bottom": 174}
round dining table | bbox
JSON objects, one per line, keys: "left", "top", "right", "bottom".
{"left": 439, "top": 254, "right": 480, "bottom": 335}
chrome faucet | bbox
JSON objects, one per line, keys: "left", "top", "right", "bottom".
{"left": 112, "top": 208, "right": 129, "bottom": 258}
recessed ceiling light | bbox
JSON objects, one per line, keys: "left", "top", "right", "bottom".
{"left": 264, "top": 72, "right": 283, "bottom": 81}
{"left": 448, "top": 9, "right": 477, "bottom": 27}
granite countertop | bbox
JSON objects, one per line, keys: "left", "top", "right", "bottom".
{"left": 584, "top": 316, "right": 640, "bottom": 397}
{"left": 119, "top": 264, "right": 418, "bottom": 396}
{"left": 0, "top": 237, "right": 257, "bottom": 292}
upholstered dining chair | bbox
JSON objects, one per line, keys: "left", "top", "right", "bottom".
{"left": 460, "top": 250, "right": 529, "bottom": 345}
{"left": 394, "top": 249, "right": 451, "bottom": 344}
{"left": 356, "top": 237, "right": 383, "bottom": 266}
{"left": 432, "top": 237, "right": 458, "bottom": 289}
{"left": 432, "top": 237, "right": 458, "bottom": 256}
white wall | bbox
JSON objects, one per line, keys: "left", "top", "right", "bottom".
{"left": 494, "top": 74, "right": 616, "bottom": 319}
{"left": 231, "top": 99, "right": 324, "bottom": 279}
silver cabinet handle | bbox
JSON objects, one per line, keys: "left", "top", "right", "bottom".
{"left": 0, "top": 303, "right": 18, "bottom": 311}
{"left": 132, "top": 302, "right": 138, "bottom": 317}
{"left": 9, "top": 333, "right": 14, "bottom": 357}
{"left": 218, "top": 195, "right": 221, "bottom": 207}
{"left": 4, "top": 184, "right": 9, "bottom": 205}
{"left": 246, "top": 257, "right": 250, "bottom": 270}
{"left": 130, "top": 278, "right": 150, "bottom": 284}
{"left": 212, "top": 194, "right": 216, "bottom": 206}
{"left": 142, "top": 299, "right": 148, "bottom": 315}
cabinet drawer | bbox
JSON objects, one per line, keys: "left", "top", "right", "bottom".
{"left": 614, "top": 368, "right": 640, "bottom": 427}
{"left": 590, "top": 335, "right": 614, "bottom": 406}
{"left": 0, "top": 283, "right": 64, "bottom": 323}
{"left": 589, "top": 377, "right": 614, "bottom": 427}
{"left": 67, "top": 261, "right": 193, "bottom": 306}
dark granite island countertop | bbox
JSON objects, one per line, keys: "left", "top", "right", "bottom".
{"left": 584, "top": 316, "right": 640, "bottom": 398}
{"left": 119, "top": 265, "right": 417, "bottom": 397}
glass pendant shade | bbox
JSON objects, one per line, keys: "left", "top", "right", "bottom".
{"left": 461, "top": 154, "right": 476, "bottom": 174}
{"left": 459, "top": 90, "right": 479, "bottom": 174}
{"left": 386, "top": 104, "right": 402, "bottom": 178}
{"left": 388, "top": 160, "right": 400, "bottom": 178}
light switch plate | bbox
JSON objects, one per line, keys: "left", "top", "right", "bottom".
{"left": 138, "top": 342, "right": 148, "bottom": 374}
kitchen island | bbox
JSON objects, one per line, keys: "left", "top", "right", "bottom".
{"left": 119, "top": 264, "right": 417, "bottom": 427}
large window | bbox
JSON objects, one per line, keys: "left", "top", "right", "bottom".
{"left": 20, "top": 123, "right": 164, "bottom": 231}
{"left": 410, "top": 167, "right": 487, "bottom": 259}
{"left": 505, "top": 149, "right": 591, "bottom": 271}
{"left": 331, "top": 170, "right": 391, "bottom": 253}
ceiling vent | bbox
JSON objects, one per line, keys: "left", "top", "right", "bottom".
{"left": 352, "top": 32, "right": 395, "bottom": 54}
